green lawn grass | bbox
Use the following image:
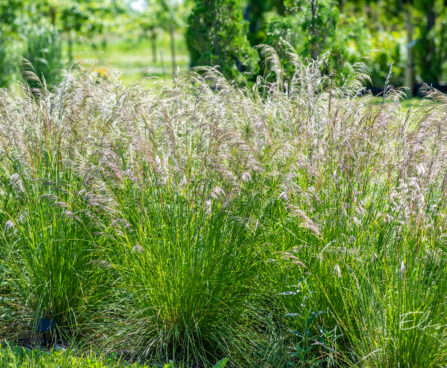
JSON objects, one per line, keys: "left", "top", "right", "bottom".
{"left": 0, "top": 344, "right": 153, "bottom": 368}
{"left": 73, "top": 33, "right": 190, "bottom": 87}
{"left": 0, "top": 344, "right": 228, "bottom": 368}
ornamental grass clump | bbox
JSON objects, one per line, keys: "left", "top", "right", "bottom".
{"left": 0, "top": 48, "right": 446, "bottom": 367}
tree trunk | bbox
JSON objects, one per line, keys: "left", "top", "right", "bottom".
{"left": 150, "top": 30, "right": 157, "bottom": 64}
{"left": 50, "top": 7, "right": 56, "bottom": 28}
{"left": 422, "top": 9, "right": 437, "bottom": 83}
{"left": 404, "top": 5, "right": 414, "bottom": 97}
{"left": 310, "top": 0, "right": 318, "bottom": 60}
{"left": 160, "top": 50, "right": 166, "bottom": 76}
{"left": 68, "top": 32, "right": 73, "bottom": 64}
{"left": 427, "top": 9, "right": 436, "bottom": 32}
{"left": 169, "top": 24, "right": 177, "bottom": 76}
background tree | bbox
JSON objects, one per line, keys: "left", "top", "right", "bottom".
{"left": 342, "top": 0, "right": 447, "bottom": 91}
{"left": 244, "top": 0, "right": 274, "bottom": 46}
{"left": 264, "top": 0, "right": 372, "bottom": 87}
{"left": 0, "top": 0, "right": 24, "bottom": 35}
{"left": 20, "top": 0, "right": 126, "bottom": 62}
{"left": 132, "top": 0, "right": 191, "bottom": 76}
{"left": 130, "top": 1, "right": 164, "bottom": 64}
{"left": 413, "top": 0, "right": 447, "bottom": 84}
{"left": 186, "top": 0, "right": 259, "bottom": 81}
{"left": 0, "top": 0, "right": 24, "bottom": 87}
{"left": 158, "top": 0, "right": 182, "bottom": 75}
{"left": 285, "top": 0, "right": 339, "bottom": 60}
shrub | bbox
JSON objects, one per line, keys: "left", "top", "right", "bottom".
{"left": 264, "top": 1, "right": 370, "bottom": 85}
{"left": 186, "top": 0, "right": 259, "bottom": 82}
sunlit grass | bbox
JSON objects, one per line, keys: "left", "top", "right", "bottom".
{"left": 0, "top": 343, "right": 229, "bottom": 368}
{"left": 0, "top": 49, "right": 446, "bottom": 367}
{"left": 73, "top": 33, "right": 189, "bottom": 86}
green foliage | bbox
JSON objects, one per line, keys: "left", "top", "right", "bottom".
{"left": 261, "top": 0, "right": 447, "bottom": 87}
{"left": 284, "top": 0, "right": 339, "bottom": 60}
{"left": 413, "top": 3, "right": 447, "bottom": 84}
{"left": 328, "top": 15, "right": 370, "bottom": 78}
{"left": 0, "top": 0, "right": 23, "bottom": 36}
{"left": 0, "top": 34, "right": 16, "bottom": 88}
{"left": 23, "top": 0, "right": 126, "bottom": 34}
{"left": 2, "top": 175, "right": 109, "bottom": 339}
{"left": 265, "top": 2, "right": 368, "bottom": 84}
{"left": 0, "top": 344, "right": 168, "bottom": 367}
{"left": 0, "top": 344, "right": 228, "bottom": 368}
{"left": 186, "top": 0, "right": 259, "bottom": 81}
{"left": 245, "top": 0, "right": 275, "bottom": 46}
{"left": 368, "top": 30, "right": 404, "bottom": 88}
{"left": 21, "top": 27, "right": 64, "bottom": 94}
{"left": 100, "top": 178, "right": 260, "bottom": 365}
{"left": 3, "top": 0, "right": 447, "bottom": 88}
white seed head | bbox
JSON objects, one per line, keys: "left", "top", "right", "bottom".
{"left": 211, "top": 186, "right": 225, "bottom": 199}
{"left": 334, "top": 264, "right": 342, "bottom": 278}
{"left": 399, "top": 260, "right": 405, "bottom": 277}
{"left": 241, "top": 171, "right": 252, "bottom": 183}
{"left": 206, "top": 199, "right": 212, "bottom": 214}
{"left": 9, "top": 173, "right": 24, "bottom": 193}
{"left": 279, "top": 191, "right": 289, "bottom": 202}
{"left": 132, "top": 244, "right": 143, "bottom": 253}
{"left": 4, "top": 220, "right": 15, "bottom": 232}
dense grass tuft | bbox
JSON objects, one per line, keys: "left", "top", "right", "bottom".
{"left": 1, "top": 50, "right": 446, "bottom": 367}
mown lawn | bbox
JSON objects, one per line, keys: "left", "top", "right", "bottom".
{"left": 73, "top": 33, "right": 189, "bottom": 86}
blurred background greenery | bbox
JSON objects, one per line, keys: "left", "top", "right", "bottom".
{"left": 0, "top": 0, "right": 446, "bottom": 93}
